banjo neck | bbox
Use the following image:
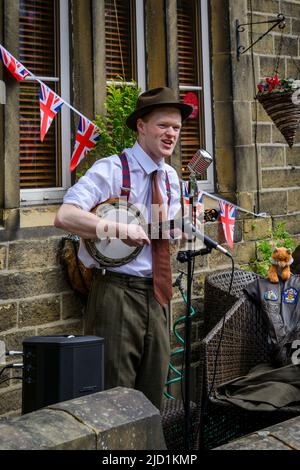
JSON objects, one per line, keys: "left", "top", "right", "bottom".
{"left": 142, "top": 218, "right": 177, "bottom": 239}
{"left": 142, "top": 213, "right": 207, "bottom": 239}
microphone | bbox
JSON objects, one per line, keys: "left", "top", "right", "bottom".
{"left": 184, "top": 219, "right": 232, "bottom": 258}
{"left": 187, "top": 148, "right": 213, "bottom": 176}
{"left": 184, "top": 148, "right": 213, "bottom": 203}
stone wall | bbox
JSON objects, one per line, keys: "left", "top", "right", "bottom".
{"left": 0, "top": 232, "right": 84, "bottom": 418}
{"left": 210, "top": 0, "right": 236, "bottom": 199}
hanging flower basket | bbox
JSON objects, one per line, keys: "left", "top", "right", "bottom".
{"left": 256, "top": 76, "right": 300, "bottom": 147}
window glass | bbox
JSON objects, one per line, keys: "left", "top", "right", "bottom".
{"left": 177, "top": 0, "right": 206, "bottom": 181}
{"left": 105, "top": 0, "right": 135, "bottom": 82}
{"left": 19, "top": 0, "right": 60, "bottom": 189}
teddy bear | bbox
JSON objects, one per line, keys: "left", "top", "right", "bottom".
{"left": 268, "top": 246, "right": 294, "bottom": 283}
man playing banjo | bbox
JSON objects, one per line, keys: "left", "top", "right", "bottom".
{"left": 54, "top": 87, "right": 193, "bottom": 410}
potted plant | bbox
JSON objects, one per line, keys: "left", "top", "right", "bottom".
{"left": 76, "top": 78, "right": 141, "bottom": 179}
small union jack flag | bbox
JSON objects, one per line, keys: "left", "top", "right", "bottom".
{"left": 197, "top": 190, "right": 204, "bottom": 213}
{"left": 183, "top": 181, "right": 190, "bottom": 206}
{"left": 39, "top": 84, "right": 64, "bottom": 142}
{"left": 0, "top": 45, "right": 29, "bottom": 81}
{"left": 219, "top": 200, "right": 236, "bottom": 249}
{"left": 70, "top": 117, "right": 100, "bottom": 172}
{"left": 183, "top": 182, "right": 203, "bottom": 210}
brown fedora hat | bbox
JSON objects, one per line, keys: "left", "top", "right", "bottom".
{"left": 126, "top": 87, "right": 193, "bottom": 131}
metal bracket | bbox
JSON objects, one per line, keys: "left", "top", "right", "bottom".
{"left": 236, "top": 13, "right": 285, "bottom": 61}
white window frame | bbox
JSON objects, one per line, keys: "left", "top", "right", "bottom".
{"left": 135, "top": 0, "right": 146, "bottom": 92}
{"left": 20, "top": 0, "right": 71, "bottom": 206}
{"left": 179, "top": 0, "right": 214, "bottom": 192}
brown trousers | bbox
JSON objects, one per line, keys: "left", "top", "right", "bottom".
{"left": 84, "top": 270, "right": 170, "bottom": 410}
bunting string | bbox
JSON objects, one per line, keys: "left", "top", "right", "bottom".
{"left": 181, "top": 181, "right": 267, "bottom": 219}
{"left": 182, "top": 180, "right": 268, "bottom": 250}
{"left": 0, "top": 44, "right": 86, "bottom": 120}
{"left": 0, "top": 43, "right": 100, "bottom": 171}
{"left": 200, "top": 188, "right": 267, "bottom": 218}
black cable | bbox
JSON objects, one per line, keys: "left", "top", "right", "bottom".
{"left": 0, "top": 377, "right": 23, "bottom": 386}
{"left": 186, "top": 255, "right": 196, "bottom": 450}
{"left": 0, "top": 366, "right": 9, "bottom": 378}
{"left": 180, "top": 200, "right": 198, "bottom": 408}
{"left": 194, "top": 256, "right": 235, "bottom": 449}
{"left": 206, "top": 255, "right": 235, "bottom": 401}
{"left": 0, "top": 364, "right": 23, "bottom": 379}
{"left": 180, "top": 255, "right": 196, "bottom": 409}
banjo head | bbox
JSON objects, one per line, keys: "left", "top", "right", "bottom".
{"left": 84, "top": 199, "right": 146, "bottom": 267}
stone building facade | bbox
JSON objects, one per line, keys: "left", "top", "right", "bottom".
{"left": 0, "top": 0, "right": 299, "bottom": 417}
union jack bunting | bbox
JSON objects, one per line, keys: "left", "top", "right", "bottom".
{"left": 39, "top": 84, "right": 64, "bottom": 142}
{"left": 219, "top": 200, "right": 236, "bottom": 249}
{"left": 70, "top": 117, "right": 100, "bottom": 172}
{"left": 0, "top": 45, "right": 29, "bottom": 81}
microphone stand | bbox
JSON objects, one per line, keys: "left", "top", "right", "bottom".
{"left": 177, "top": 174, "right": 212, "bottom": 452}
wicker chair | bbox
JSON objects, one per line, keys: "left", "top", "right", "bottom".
{"left": 161, "top": 269, "right": 260, "bottom": 450}
{"left": 204, "top": 269, "right": 258, "bottom": 334}
{"left": 199, "top": 295, "right": 300, "bottom": 449}
{"left": 161, "top": 399, "right": 200, "bottom": 451}
{"left": 162, "top": 269, "right": 269, "bottom": 450}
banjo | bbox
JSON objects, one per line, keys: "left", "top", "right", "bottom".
{"left": 83, "top": 198, "right": 179, "bottom": 267}
{"left": 83, "top": 198, "right": 215, "bottom": 268}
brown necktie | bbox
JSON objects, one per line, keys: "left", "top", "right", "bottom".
{"left": 151, "top": 170, "right": 173, "bottom": 307}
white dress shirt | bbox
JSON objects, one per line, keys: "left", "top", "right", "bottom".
{"left": 63, "top": 141, "right": 182, "bottom": 277}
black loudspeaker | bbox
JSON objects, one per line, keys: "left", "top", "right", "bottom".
{"left": 22, "top": 335, "right": 104, "bottom": 414}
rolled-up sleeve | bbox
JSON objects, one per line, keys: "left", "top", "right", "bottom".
{"left": 63, "top": 155, "right": 122, "bottom": 211}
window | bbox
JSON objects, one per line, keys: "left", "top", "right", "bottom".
{"left": 177, "top": 0, "right": 213, "bottom": 190}
{"left": 104, "top": 0, "right": 146, "bottom": 89}
{"left": 19, "top": 0, "right": 70, "bottom": 205}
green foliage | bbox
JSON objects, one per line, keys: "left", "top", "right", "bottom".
{"left": 76, "top": 78, "right": 141, "bottom": 178}
{"left": 248, "top": 222, "right": 295, "bottom": 277}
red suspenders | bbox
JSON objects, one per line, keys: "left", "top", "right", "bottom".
{"left": 118, "top": 152, "right": 171, "bottom": 207}
{"left": 119, "top": 153, "right": 131, "bottom": 200}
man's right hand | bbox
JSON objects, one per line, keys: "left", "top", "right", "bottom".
{"left": 96, "top": 220, "right": 150, "bottom": 247}
{"left": 117, "top": 223, "right": 151, "bottom": 247}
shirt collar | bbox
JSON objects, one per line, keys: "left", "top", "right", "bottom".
{"left": 131, "top": 141, "right": 166, "bottom": 175}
